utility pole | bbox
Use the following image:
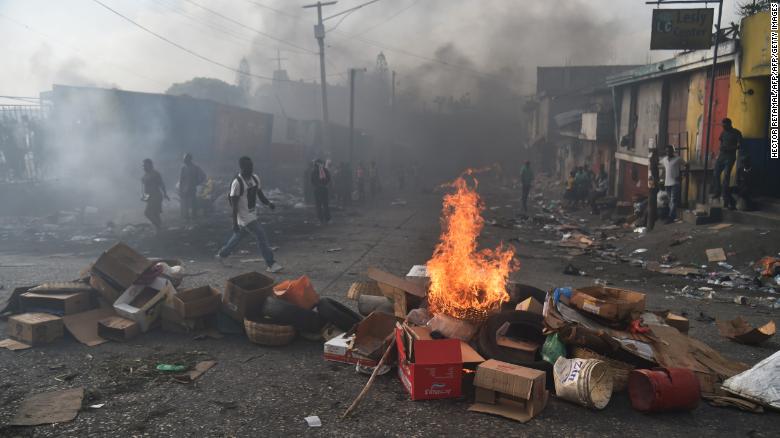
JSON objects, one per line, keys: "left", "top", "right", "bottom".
{"left": 700, "top": 0, "right": 723, "bottom": 204}
{"left": 349, "top": 68, "right": 367, "bottom": 167}
{"left": 391, "top": 70, "right": 396, "bottom": 110}
{"left": 303, "top": 1, "right": 337, "bottom": 152}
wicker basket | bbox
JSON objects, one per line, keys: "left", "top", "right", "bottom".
{"left": 572, "top": 347, "right": 634, "bottom": 392}
{"left": 244, "top": 319, "right": 296, "bottom": 346}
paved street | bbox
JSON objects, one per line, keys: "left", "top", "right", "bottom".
{"left": 1, "top": 183, "right": 777, "bottom": 437}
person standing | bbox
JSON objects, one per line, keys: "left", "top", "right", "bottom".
{"left": 178, "top": 153, "right": 206, "bottom": 221}
{"left": 519, "top": 160, "right": 534, "bottom": 212}
{"left": 711, "top": 118, "right": 742, "bottom": 209}
{"left": 589, "top": 165, "right": 609, "bottom": 214}
{"left": 369, "top": 161, "right": 380, "bottom": 200}
{"left": 660, "top": 145, "right": 684, "bottom": 223}
{"left": 356, "top": 162, "right": 366, "bottom": 202}
{"left": 141, "top": 158, "right": 169, "bottom": 232}
{"left": 216, "top": 156, "right": 283, "bottom": 273}
{"left": 311, "top": 159, "right": 331, "bottom": 224}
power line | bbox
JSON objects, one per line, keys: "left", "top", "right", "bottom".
{"left": 350, "top": 0, "right": 422, "bottom": 37}
{"left": 182, "top": 0, "right": 316, "bottom": 54}
{"left": 239, "top": 0, "right": 502, "bottom": 82}
{"left": 0, "top": 11, "right": 169, "bottom": 88}
{"left": 91, "top": 0, "right": 284, "bottom": 82}
{"left": 323, "top": 0, "right": 383, "bottom": 22}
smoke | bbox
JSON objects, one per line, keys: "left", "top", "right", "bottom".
{"left": 28, "top": 44, "right": 116, "bottom": 90}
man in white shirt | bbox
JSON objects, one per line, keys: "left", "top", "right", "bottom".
{"left": 216, "top": 156, "right": 283, "bottom": 273}
{"left": 660, "top": 145, "right": 684, "bottom": 224}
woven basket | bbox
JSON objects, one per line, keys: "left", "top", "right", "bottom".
{"left": 244, "top": 319, "right": 296, "bottom": 346}
{"left": 572, "top": 347, "right": 634, "bottom": 392}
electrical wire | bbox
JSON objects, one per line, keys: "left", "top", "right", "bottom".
{"left": 0, "top": 11, "right": 169, "bottom": 87}
{"left": 323, "top": 0, "right": 383, "bottom": 22}
{"left": 91, "top": 0, "right": 285, "bottom": 82}
{"left": 182, "top": 0, "right": 316, "bottom": 54}
{"left": 350, "top": 0, "right": 421, "bottom": 37}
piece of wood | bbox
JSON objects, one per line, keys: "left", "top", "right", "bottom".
{"left": 367, "top": 267, "right": 426, "bottom": 298}
{"left": 342, "top": 337, "right": 397, "bottom": 418}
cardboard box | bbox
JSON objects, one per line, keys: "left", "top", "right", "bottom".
{"left": 396, "top": 327, "right": 463, "bottom": 400}
{"left": 222, "top": 272, "right": 275, "bottom": 322}
{"left": 352, "top": 312, "right": 400, "bottom": 359}
{"left": 20, "top": 291, "right": 93, "bottom": 316}
{"left": 570, "top": 286, "right": 646, "bottom": 321}
{"left": 405, "top": 265, "right": 430, "bottom": 286}
{"left": 160, "top": 305, "right": 207, "bottom": 334}
{"left": 515, "top": 297, "right": 543, "bottom": 315}
{"left": 469, "top": 359, "right": 549, "bottom": 423}
{"left": 8, "top": 313, "right": 64, "bottom": 346}
{"left": 98, "top": 316, "right": 139, "bottom": 341}
{"left": 172, "top": 286, "right": 221, "bottom": 319}
{"left": 323, "top": 333, "right": 379, "bottom": 367}
{"left": 404, "top": 324, "right": 484, "bottom": 365}
{"left": 90, "top": 243, "right": 154, "bottom": 303}
{"left": 113, "top": 277, "right": 173, "bottom": 332}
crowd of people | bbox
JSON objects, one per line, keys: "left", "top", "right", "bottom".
{"left": 0, "top": 114, "right": 45, "bottom": 182}
{"left": 563, "top": 164, "right": 609, "bottom": 214}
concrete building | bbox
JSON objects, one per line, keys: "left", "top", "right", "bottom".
{"left": 607, "top": 10, "right": 775, "bottom": 205}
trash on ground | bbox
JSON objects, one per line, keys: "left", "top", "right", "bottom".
{"left": 62, "top": 308, "right": 115, "bottom": 346}
{"left": 8, "top": 312, "right": 64, "bottom": 346}
{"left": 10, "top": 387, "right": 84, "bottom": 426}
{"left": 304, "top": 415, "right": 322, "bottom": 427}
{"left": 553, "top": 356, "right": 613, "bottom": 409}
{"left": 706, "top": 248, "right": 727, "bottom": 262}
{"left": 469, "top": 359, "right": 549, "bottom": 423}
{"left": 716, "top": 317, "right": 776, "bottom": 345}
{"left": 174, "top": 360, "right": 217, "bottom": 383}
{"left": 628, "top": 368, "right": 700, "bottom": 412}
{"left": 722, "top": 350, "right": 780, "bottom": 409}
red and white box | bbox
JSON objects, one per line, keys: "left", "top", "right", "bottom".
{"left": 323, "top": 333, "right": 379, "bottom": 367}
{"left": 395, "top": 327, "right": 462, "bottom": 400}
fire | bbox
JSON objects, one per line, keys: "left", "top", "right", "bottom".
{"left": 426, "top": 171, "right": 516, "bottom": 321}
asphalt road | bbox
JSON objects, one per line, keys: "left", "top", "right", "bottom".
{"left": 0, "top": 183, "right": 778, "bottom": 437}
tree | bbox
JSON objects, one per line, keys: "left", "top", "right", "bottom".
{"left": 738, "top": 0, "right": 769, "bottom": 17}
{"left": 236, "top": 57, "right": 252, "bottom": 96}
{"left": 166, "top": 77, "right": 246, "bottom": 107}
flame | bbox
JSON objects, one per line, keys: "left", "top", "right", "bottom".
{"left": 426, "top": 172, "right": 516, "bottom": 321}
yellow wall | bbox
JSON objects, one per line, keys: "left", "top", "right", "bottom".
{"left": 685, "top": 71, "right": 707, "bottom": 163}
{"left": 741, "top": 11, "right": 770, "bottom": 79}
{"left": 727, "top": 73, "right": 769, "bottom": 138}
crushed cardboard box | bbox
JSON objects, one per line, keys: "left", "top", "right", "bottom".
{"left": 569, "top": 285, "right": 646, "bottom": 321}
{"left": 62, "top": 308, "right": 116, "bottom": 346}
{"left": 469, "top": 359, "right": 549, "bottom": 423}
{"left": 323, "top": 333, "right": 379, "bottom": 367}
{"left": 716, "top": 317, "right": 775, "bottom": 345}
{"left": 114, "top": 276, "right": 173, "bottom": 332}
{"left": 10, "top": 388, "right": 84, "bottom": 426}
{"left": 90, "top": 242, "right": 154, "bottom": 303}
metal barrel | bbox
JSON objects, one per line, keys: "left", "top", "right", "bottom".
{"left": 628, "top": 368, "right": 701, "bottom": 412}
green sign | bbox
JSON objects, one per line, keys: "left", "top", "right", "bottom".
{"left": 651, "top": 8, "right": 714, "bottom": 50}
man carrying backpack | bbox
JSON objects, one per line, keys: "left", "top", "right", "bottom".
{"left": 216, "top": 156, "right": 283, "bottom": 273}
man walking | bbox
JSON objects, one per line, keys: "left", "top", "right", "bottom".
{"left": 141, "top": 158, "right": 169, "bottom": 232}
{"left": 711, "top": 118, "right": 742, "bottom": 209}
{"left": 216, "top": 156, "right": 283, "bottom": 273}
{"left": 660, "top": 145, "right": 684, "bottom": 223}
{"left": 179, "top": 153, "right": 206, "bottom": 221}
{"left": 311, "top": 159, "right": 331, "bottom": 224}
{"left": 519, "top": 160, "right": 533, "bottom": 212}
